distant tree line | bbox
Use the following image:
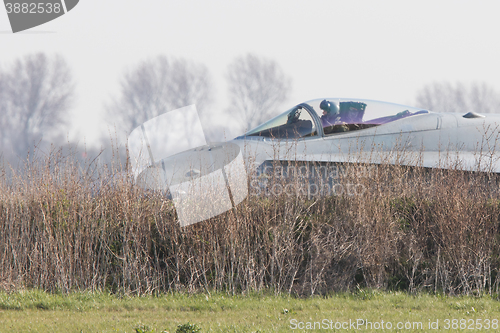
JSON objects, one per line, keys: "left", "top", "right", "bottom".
{"left": 0, "top": 52, "right": 293, "bottom": 166}
{"left": 415, "top": 81, "right": 500, "bottom": 114}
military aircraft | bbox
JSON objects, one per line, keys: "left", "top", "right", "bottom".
{"left": 131, "top": 98, "right": 500, "bottom": 226}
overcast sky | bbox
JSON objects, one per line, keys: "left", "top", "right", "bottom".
{"left": 1, "top": 0, "right": 500, "bottom": 146}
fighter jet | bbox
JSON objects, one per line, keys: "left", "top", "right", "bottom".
{"left": 132, "top": 98, "right": 500, "bottom": 226}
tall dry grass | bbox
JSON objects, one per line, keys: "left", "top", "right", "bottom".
{"left": 0, "top": 147, "right": 499, "bottom": 296}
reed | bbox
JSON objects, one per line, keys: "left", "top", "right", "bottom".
{"left": 0, "top": 146, "right": 499, "bottom": 296}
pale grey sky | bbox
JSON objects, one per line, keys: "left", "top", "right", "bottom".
{"left": 1, "top": 0, "right": 500, "bottom": 145}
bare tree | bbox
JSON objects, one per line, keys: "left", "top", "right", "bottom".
{"left": 416, "top": 82, "right": 500, "bottom": 114}
{"left": 0, "top": 53, "right": 74, "bottom": 158}
{"left": 226, "top": 53, "right": 292, "bottom": 132}
{"left": 107, "top": 55, "right": 214, "bottom": 135}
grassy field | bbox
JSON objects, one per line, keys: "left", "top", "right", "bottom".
{"left": 1, "top": 290, "right": 500, "bottom": 332}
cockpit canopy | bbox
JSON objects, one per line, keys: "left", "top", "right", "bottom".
{"left": 244, "top": 98, "right": 430, "bottom": 139}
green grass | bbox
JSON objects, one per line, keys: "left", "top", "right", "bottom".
{"left": 0, "top": 290, "right": 500, "bottom": 332}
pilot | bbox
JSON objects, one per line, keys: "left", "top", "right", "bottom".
{"left": 286, "top": 107, "right": 301, "bottom": 125}
{"left": 319, "top": 100, "right": 340, "bottom": 127}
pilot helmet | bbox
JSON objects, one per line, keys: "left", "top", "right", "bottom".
{"left": 320, "top": 100, "right": 339, "bottom": 115}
